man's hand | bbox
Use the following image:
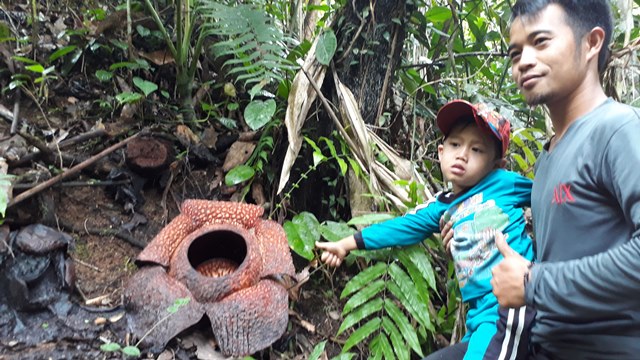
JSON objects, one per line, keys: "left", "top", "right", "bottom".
{"left": 491, "top": 232, "right": 531, "bottom": 307}
{"left": 439, "top": 219, "right": 454, "bottom": 253}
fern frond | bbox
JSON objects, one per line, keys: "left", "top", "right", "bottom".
{"left": 338, "top": 297, "right": 384, "bottom": 335}
{"left": 342, "top": 279, "right": 385, "bottom": 315}
{"left": 381, "top": 316, "right": 411, "bottom": 360}
{"left": 340, "top": 262, "right": 387, "bottom": 299}
{"left": 197, "top": 1, "right": 297, "bottom": 88}
{"left": 406, "top": 244, "right": 437, "bottom": 291}
{"left": 387, "top": 263, "right": 434, "bottom": 332}
{"left": 383, "top": 299, "right": 423, "bottom": 357}
{"left": 342, "top": 317, "right": 382, "bottom": 353}
{"left": 370, "top": 333, "right": 394, "bottom": 360}
{"left": 397, "top": 250, "right": 431, "bottom": 306}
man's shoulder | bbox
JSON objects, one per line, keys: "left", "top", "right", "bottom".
{"left": 593, "top": 99, "right": 640, "bottom": 126}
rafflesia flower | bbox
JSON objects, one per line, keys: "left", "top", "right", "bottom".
{"left": 123, "top": 200, "right": 295, "bottom": 356}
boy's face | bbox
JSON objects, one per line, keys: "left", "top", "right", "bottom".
{"left": 438, "top": 123, "right": 503, "bottom": 194}
{"left": 508, "top": 4, "right": 588, "bottom": 106}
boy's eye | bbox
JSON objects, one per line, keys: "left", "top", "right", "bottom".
{"left": 449, "top": 141, "right": 460, "bottom": 147}
{"left": 472, "top": 147, "right": 484, "bottom": 153}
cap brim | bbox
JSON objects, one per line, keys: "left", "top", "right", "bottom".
{"left": 436, "top": 100, "right": 478, "bottom": 136}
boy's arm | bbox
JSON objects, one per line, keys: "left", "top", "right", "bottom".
{"left": 359, "top": 200, "right": 444, "bottom": 249}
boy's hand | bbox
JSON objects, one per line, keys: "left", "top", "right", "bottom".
{"left": 316, "top": 241, "right": 348, "bottom": 267}
{"left": 316, "top": 235, "right": 357, "bottom": 267}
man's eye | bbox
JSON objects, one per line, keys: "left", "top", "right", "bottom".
{"left": 508, "top": 50, "right": 520, "bottom": 60}
{"left": 534, "top": 37, "right": 549, "bottom": 46}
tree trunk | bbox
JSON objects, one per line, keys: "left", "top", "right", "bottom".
{"left": 334, "top": 0, "right": 409, "bottom": 125}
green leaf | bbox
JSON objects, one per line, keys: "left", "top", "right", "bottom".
{"left": 426, "top": 6, "right": 452, "bottom": 23}
{"left": 369, "top": 333, "right": 394, "bottom": 360}
{"left": 382, "top": 316, "right": 411, "bottom": 360}
{"left": 115, "top": 92, "right": 143, "bottom": 105}
{"left": 388, "top": 263, "right": 433, "bottom": 332}
{"left": 406, "top": 245, "right": 437, "bottom": 291}
{"left": 95, "top": 70, "right": 113, "bottom": 82}
{"left": 293, "top": 212, "right": 321, "bottom": 254}
{"left": 384, "top": 299, "right": 423, "bottom": 357}
{"left": 341, "top": 280, "right": 385, "bottom": 316}
{"left": 136, "top": 24, "right": 151, "bottom": 37}
{"left": 337, "top": 298, "right": 384, "bottom": 335}
{"left": 133, "top": 77, "right": 158, "bottom": 97}
{"left": 347, "top": 213, "right": 394, "bottom": 226}
{"left": 244, "top": 99, "right": 276, "bottom": 130}
{"left": 284, "top": 220, "right": 313, "bottom": 260}
{"left": 318, "top": 221, "right": 355, "bottom": 242}
{"left": 316, "top": 30, "right": 337, "bottom": 65}
{"left": 25, "top": 64, "right": 45, "bottom": 74}
{"left": 100, "top": 343, "right": 121, "bottom": 352}
{"left": 49, "top": 45, "right": 78, "bottom": 62}
{"left": 309, "top": 340, "right": 327, "bottom": 360}
{"left": 218, "top": 117, "right": 238, "bottom": 129}
{"left": 225, "top": 165, "right": 255, "bottom": 186}
{"left": 342, "top": 317, "right": 382, "bottom": 352}
{"left": 12, "top": 56, "right": 39, "bottom": 65}
{"left": 331, "top": 354, "right": 356, "bottom": 360}
{"left": 340, "top": 262, "right": 387, "bottom": 299}
{"left": 122, "top": 345, "right": 141, "bottom": 357}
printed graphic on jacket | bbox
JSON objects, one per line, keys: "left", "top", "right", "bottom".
{"left": 443, "top": 193, "right": 509, "bottom": 288}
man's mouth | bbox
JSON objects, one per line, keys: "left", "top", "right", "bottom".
{"left": 520, "top": 74, "right": 541, "bottom": 88}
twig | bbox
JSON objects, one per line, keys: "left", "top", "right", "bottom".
{"left": 13, "top": 179, "right": 131, "bottom": 190}
{"left": 11, "top": 90, "right": 21, "bottom": 134}
{"left": 72, "top": 256, "right": 103, "bottom": 272}
{"left": 9, "top": 132, "right": 141, "bottom": 207}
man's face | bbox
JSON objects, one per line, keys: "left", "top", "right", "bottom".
{"left": 508, "top": 4, "right": 587, "bottom": 106}
{"left": 437, "top": 123, "right": 500, "bottom": 194}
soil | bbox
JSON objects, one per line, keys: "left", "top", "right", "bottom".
{"left": 0, "top": 2, "right": 356, "bottom": 358}
{"left": 0, "top": 143, "right": 347, "bottom": 359}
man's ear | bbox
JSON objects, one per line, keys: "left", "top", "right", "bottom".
{"left": 585, "top": 26, "right": 605, "bottom": 62}
{"left": 437, "top": 144, "right": 444, "bottom": 161}
{"left": 494, "top": 158, "right": 507, "bottom": 169}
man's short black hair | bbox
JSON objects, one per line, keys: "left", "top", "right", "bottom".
{"left": 511, "top": 0, "right": 613, "bottom": 73}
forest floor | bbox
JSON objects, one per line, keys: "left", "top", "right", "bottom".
{"left": 0, "top": 2, "right": 351, "bottom": 359}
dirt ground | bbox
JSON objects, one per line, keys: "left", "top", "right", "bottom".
{"left": 1, "top": 163, "right": 348, "bottom": 359}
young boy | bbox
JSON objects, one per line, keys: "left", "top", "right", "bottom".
{"left": 316, "top": 100, "right": 535, "bottom": 360}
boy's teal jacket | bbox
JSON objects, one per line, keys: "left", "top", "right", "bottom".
{"left": 356, "top": 169, "right": 535, "bottom": 301}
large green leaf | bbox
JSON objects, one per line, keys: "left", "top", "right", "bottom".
{"left": 406, "top": 245, "right": 437, "bottom": 291}
{"left": 337, "top": 297, "right": 383, "bottom": 335}
{"left": 384, "top": 298, "right": 423, "bottom": 357}
{"left": 381, "top": 316, "right": 411, "bottom": 360}
{"left": 387, "top": 263, "right": 433, "bottom": 332}
{"left": 340, "top": 262, "right": 387, "bottom": 298}
{"left": 244, "top": 99, "right": 276, "bottom": 130}
{"left": 369, "top": 333, "right": 394, "bottom": 360}
{"left": 342, "top": 317, "right": 382, "bottom": 353}
{"left": 224, "top": 165, "right": 255, "bottom": 186}
{"left": 316, "top": 30, "right": 337, "bottom": 65}
{"left": 341, "top": 280, "right": 385, "bottom": 316}
{"left": 347, "top": 213, "right": 395, "bottom": 226}
{"left": 284, "top": 221, "right": 313, "bottom": 260}
{"left": 319, "top": 221, "right": 355, "bottom": 242}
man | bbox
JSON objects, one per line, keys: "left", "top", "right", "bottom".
{"left": 490, "top": 0, "right": 640, "bottom": 359}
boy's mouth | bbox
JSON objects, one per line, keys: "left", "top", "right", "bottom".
{"left": 451, "top": 164, "right": 465, "bottom": 175}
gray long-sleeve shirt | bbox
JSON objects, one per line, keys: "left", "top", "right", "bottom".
{"left": 526, "top": 99, "right": 640, "bottom": 359}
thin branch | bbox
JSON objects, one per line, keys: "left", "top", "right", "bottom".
{"left": 9, "top": 131, "right": 142, "bottom": 207}
{"left": 401, "top": 51, "right": 507, "bottom": 70}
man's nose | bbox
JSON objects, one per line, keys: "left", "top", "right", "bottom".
{"left": 518, "top": 46, "right": 537, "bottom": 70}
